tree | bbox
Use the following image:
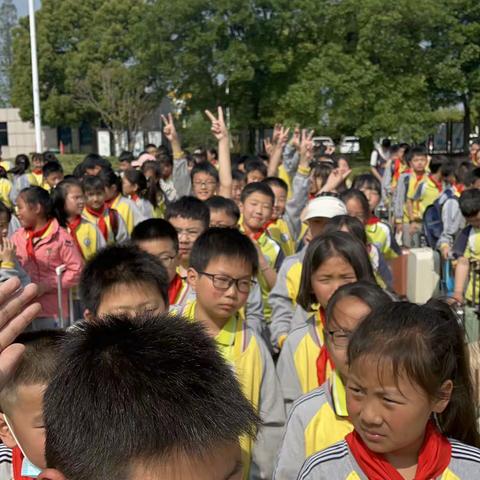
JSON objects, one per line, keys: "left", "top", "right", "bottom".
{"left": 10, "top": 0, "right": 153, "bottom": 129}
{"left": 0, "top": 0, "right": 17, "bottom": 107}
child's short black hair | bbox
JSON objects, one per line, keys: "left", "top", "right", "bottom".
{"left": 263, "top": 176, "right": 288, "bottom": 194}
{"left": 165, "top": 196, "right": 210, "bottom": 230}
{"left": 405, "top": 145, "right": 428, "bottom": 165}
{"left": 232, "top": 169, "right": 246, "bottom": 182}
{"left": 43, "top": 151, "right": 58, "bottom": 163}
{"left": 82, "top": 175, "right": 105, "bottom": 193}
{"left": 118, "top": 151, "right": 134, "bottom": 163}
{"left": 339, "top": 188, "right": 370, "bottom": 220}
{"left": 459, "top": 189, "right": 480, "bottom": 218}
{"left": 464, "top": 167, "right": 480, "bottom": 188}
{"left": 99, "top": 168, "right": 122, "bottom": 191}
{"left": 43, "top": 314, "right": 259, "bottom": 480}
{"left": 79, "top": 244, "right": 169, "bottom": 315}
{"left": 240, "top": 181, "right": 275, "bottom": 204}
{"left": 42, "top": 161, "right": 64, "bottom": 177}
{"left": 352, "top": 173, "right": 382, "bottom": 195}
{"left": 19, "top": 186, "right": 53, "bottom": 218}
{"left": 204, "top": 196, "right": 240, "bottom": 224}
{"left": 0, "top": 330, "right": 66, "bottom": 414}
{"left": 190, "top": 161, "right": 219, "bottom": 183}
{"left": 429, "top": 155, "right": 446, "bottom": 175}
{"left": 245, "top": 160, "right": 267, "bottom": 178}
{"left": 190, "top": 227, "right": 259, "bottom": 276}
{"left": 324, "top": 215, "right": 367, "bottom": 245}
{"left": 83, "top": 153, "right": 111, "bottom": 171}
{"left": 132, "top": 219, "right": 179, "bottom": 252}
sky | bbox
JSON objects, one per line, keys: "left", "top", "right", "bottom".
{"left": 11, "top": 0, "right": 41, "bottom": 18}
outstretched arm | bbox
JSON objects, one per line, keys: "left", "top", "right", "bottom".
{"left": 205, "top": 107, "right": 232, "bottom": 198}
{"left": 267, "top": 126, "right": 290, "bottom": 177}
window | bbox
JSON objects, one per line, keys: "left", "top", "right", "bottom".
{"left": 0, "top": 123, "right": 7, "bottom": 146}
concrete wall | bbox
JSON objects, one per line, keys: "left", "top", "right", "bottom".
{"left": 0, "top": 108, "right": 57, "bottom": 158}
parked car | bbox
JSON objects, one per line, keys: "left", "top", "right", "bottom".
{"left": 312, "top": 136, "right": 335, "bottom": 148}
{"left": 339, "top": 136, "right": 360, "bottom": 154}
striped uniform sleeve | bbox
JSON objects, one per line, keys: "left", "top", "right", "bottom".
{"left": 297, "top": 441, "right": 351, "bottom": 480}
{"left": 0, "top": 444, "right": 12, "bottom": 480}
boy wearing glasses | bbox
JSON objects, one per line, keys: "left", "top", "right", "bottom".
{"left": 173, "top": 227, "right": 285, "bottom": 480}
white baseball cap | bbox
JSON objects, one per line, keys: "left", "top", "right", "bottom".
{"left": 303, "top": 196, "right": 347, "bottom": 221}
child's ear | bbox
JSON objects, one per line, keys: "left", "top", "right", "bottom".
{"left": 38, "top": 469, "right": 67, "bottom": 480}
{"left": 186, "top": 268, "right": 199, "bottom": 291}
{"left": 432, "top": 379, "right": 454, "bottom": 414}
{"left": 0, "top": 415, "right": 17, "bottom": 449}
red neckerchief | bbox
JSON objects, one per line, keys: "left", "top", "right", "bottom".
{"left": 168, "top": 274, "right": 183, "bottom": 305}
{"left": 32, "top": 168, "right": 42, "bottom": 175}
{"left": 130, "top": 193, "right": 140, "bottom": 202}
{"left": 366, "top": 216, "right": 380, "bottom": 226}
{"left": 105, "top": 194, "right": 119, "bottom": 209}
{"left": 12, "top": 446, "right": 31, "bottom": 480}
{"left": 413, "top": 172, "right": 425, "bottom": 190}
{"left": 393, "top": 157, "right": 402, "bottom": 181}
{"left": 316, "top": 308, "right": 334, "bottom": 385}
{"left": 25, "top": 219, "right": 52, "bottom": 261}
{"left": 85, "top": 205, "right": 108, "bottom": 241}
{"left": 251, "top": 219, "right": 275, "bottom": 241}
{"left": 67, "top": 215, "right": 83, "bottom": 257}
{"left": 455, "top": 182, "right": 464, "bottom": 194}
{"left": 346, "top": 421, "right": 451, "bottom": 480}
{"left": 429, "top": 174, "right": 443, "bottom": 193}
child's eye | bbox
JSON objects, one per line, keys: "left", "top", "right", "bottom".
{"left": 383, "top": 397, "right": 399, "bottom": 404}
{"left": 348, "top": 386, "right": 362, "bottom": 395}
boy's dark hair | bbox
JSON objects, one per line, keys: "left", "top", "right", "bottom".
{"left": 82, "top": 175, "right": 105, "bottom": 193}
{"left": 232, "top": 169, "right": 246, "bottom": 182}
{"left": 145, "top": 143, "right": 157, "bottom": 150}
{"left": 132, "top": 219, "right": 179, "bottom": 252}
{"left": 240, "top": 181, "right": 275, "bottom": 204}
{"left": 43, "top": 314, "right": 259, "bottom": 480}
{"left": 79, "top": 244, "right": 169, "bottom": 315}
{"left": 297, "top": 231, "right": 375, "bottom": 310}
{"left": 405, "top": 145, "right": 428, "bottom": 165}
{"left": 348, "top": 300, "right": 480, "bottom": 448}
{"left": 83, "top": 153, "right": 111, "bottom": 171}
{"left": 0, "top": 330, "right": 66, "bottom": 413}
{"left": 352, "top": 173, "right": 381, "bottom": 195}
{"left": 19, "top": 186, "right": 53, "bottom": 219}
{"left": 99, "top": 168, "right": 122, "bottom": 192}
{"left": 190, "top": 227, "right": 259, "bottom": 276}
{"left": 190, "top": 161, "right": 219, "bottom": 183}
{"left": 43, "top": 151, "right": 58, "bottom": 163}
{"left": 42, "top": 161, "right": 64, "bottom": 177}
{"left": 263, "top": 176, "right": 289, "bottom": 194}
{"left": 245, "top": 160, "right": 267, "bottom": 178}
{"left": 118, "top": 151, "right": 134, "bottom": 163}
{"left": 204, "top": 196, "right": 240, "bottom": 224}
{"left": 165, "top": 196, "right": 210, "bottom": 230}
{"left": 459, "top": 189, "right": 480, "bottom": 218}
{"left": 339, "top": 189, "right": 370, "bottom": 220}
{"left": 429, "top": 155, "right": 446, "bottom": 175}
{"left": 464, "top": 166, "right": 480, "bottom": 188}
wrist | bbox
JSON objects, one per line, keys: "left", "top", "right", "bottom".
{"left": 297, "top": 165, "right": 310, "bottom": 176}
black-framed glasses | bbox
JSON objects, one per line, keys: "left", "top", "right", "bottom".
{"left": 199, "top": 272, "right": 255, "bottom": 294}
{"left": 327, "top": 329, "right": 352, "bottom": 348}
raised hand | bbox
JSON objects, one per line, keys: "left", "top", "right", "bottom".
{"left": 300, "top": 129, "right": 314, "bottom": 166}
{"left": 0, "top": 278, "right": 41, "bottom": 391}
{"left": 0, "top": 239, "right": 16, "bottom": 264}
{"left": 205, "top": 107, "right": 229, "bottom": 143}
{"left": 277, "top": 126, "right": 290, "bottom": 149}
{"left": 160, "top": 113, "right": 178, "bottom": 143}
{"left": 264, "top": 137, "right": 274, "bottom": 157}
{"left": 291, "top": 126, "right": 301, "bottom": 151}
{"left": 272, "top": 124, "right": 282, "bottom": 144}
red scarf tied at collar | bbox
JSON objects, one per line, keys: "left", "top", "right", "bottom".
{"left": 12, "top": 446, "right": 31, "bottom": 480}
{"left": 346, "top": 421, "right": 451, "bottom": 480}
{"left": 366, "top": 216, "right": 380, "bottom": 226}
{"left": 168, "top": 274, "right": 183, "bottom": 305}
{"left": 85, "top": 205, "right": 108, "bottom": 241}
{"left": 316, "top": 308, "right": 335, "bottom": 386}
{"left": 429, "top": 174, "right": 443, "bottom": 194}
{"left": 25, "top": 219, "right": 53, "bottom": 261}
{"left": 251, "top": 219, "right": 275, "bottom": 241}
{"left": 67, "top": 215, "right": 83, "bottom": 257}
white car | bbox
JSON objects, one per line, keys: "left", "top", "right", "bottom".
{"left": 339, "top": 136, "right": 360, "bottom": 154}
{"left": 312, "top": 136, "right": 335, "bottom": 148}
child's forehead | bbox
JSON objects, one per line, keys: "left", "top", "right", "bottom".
{"left": 244, "top": 191, "right": 273, "bottom": 203}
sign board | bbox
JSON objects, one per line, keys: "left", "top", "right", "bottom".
{"left": 97, "top": 130, "right": 111, "bottom": 157}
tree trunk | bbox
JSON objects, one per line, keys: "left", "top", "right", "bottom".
{"left": 463, "top": 95, "right": 471, "bottom": 154}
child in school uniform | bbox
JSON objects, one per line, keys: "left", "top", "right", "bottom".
{"left": 52, "top": 178, "right": 106, "bottom": 261}
{"left": 9, "top": 154, "right": 35, "bottom": 206}
{"left": 82, "top": 175, "right": 129, "bottom": 244}
{"left": 298, "top": 300, "right": 480, "bottom": 479}
{"left": 42, "top": 162, "right": 64, "bottom": 190}
{"left": 274, "top": 282, "right": 391, "bottom": 480}
{"left": 121, "top": 169, "right": 155, "bottom": 219}
{"left": 100, "top": 168, "right": 145, "bottom": 233}
{"left": 11, "top": 187, "right": 84, "bottom": 329}
{"left": 269, "top": 196, "right": 347, "bottom": 350}
{"left": 29, "top": 153, "right": 46, "bottom": 188}
{"left": 205, "top": 196, "right": 241, "bottom": 228}
{"left": 352, "top": 174, "right": 400, "bottom": 260}
{"left": 276, "top": 231, "right": 376, "bottom": 411}
{"left": 173, "top": 228, "right": 286, "bottom": 480}
{"left": 0, "top": 330, "right": 66, "bottom": 479}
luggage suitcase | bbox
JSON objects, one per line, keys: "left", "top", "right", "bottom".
{"left": 406, "top": 247, "right": 440, "bottom": 304}
{"left": 388, "top": 251, "right": 409, "bottom": 298}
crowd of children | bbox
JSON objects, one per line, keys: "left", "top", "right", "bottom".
{"left": 0, "top": 113, "right": 479, "bottom": 479}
